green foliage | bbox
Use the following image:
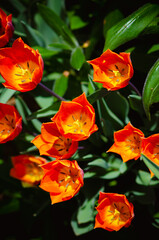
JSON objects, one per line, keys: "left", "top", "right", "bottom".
{"left": 1, "top": 0, "right": 159, "bottom": 239}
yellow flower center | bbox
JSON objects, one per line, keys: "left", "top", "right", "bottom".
{"left": 53, "top": 136, "right": 72, "bottom": 155}
{"left": 107, "top": 201, "right": 131, "bottom": 225}
{"left": 14, "top": 61, "right": 37, "bottom": 84}
{"left": 106, "top": 62, "right": 129, "bottom": 83}
{"left": 26, "top": 162, "right": 44, "bottom": 182}
{"left": 125, "top": 133, "right": 142, "bottom": 154}
{"left": 0, "top": 114, "right": 15, "bottom": 138}
{"left": 65, "top": 113, "right": 88, "bottom": 134}
{"left": 58, "top": 166, "right": 79, "bottom": 190}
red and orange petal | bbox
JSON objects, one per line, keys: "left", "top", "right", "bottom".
{"left": 95, "top": 192, "right": 134, "bottom": 231}
{"left": 107, "top": 122, "right": 144, "bottom": 162}
{"left": 87, "top": 49, "right": 134, "bottom": 91}
{"left": 10, "top": 155, "right": 47, "bottom": 185}
{"left": 142, "top": 134, "right": 159, "bottom": 177}
{"left": 31, "top": 122, "right": 78, "bottom": 159}
{"left": 39, "top": 159, "right": 84, "bottom": 204}
{"left": 52, "top": 92, "right": 98, "bottom": 141}
{"left": 0, "top": 103, "right": 22, "bottom": 143}
{"left": 0, "top": 37, "right": 44, "bottom": 92}
{"left": 0, "top": 8, "right": 14, "bottom": 47}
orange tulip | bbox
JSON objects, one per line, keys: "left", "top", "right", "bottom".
{"left": 107, "top": 122, "right": 144, "bottom": 162}
{"left": 52, "top": 93, "right": 98, "bottom": 141}
{"left": 0, "top": 103, "right": 22, "bottom": 143}
{"left": 0, "top": 8, "right": 14, "bottom": 47}
{"left": 10, "top": 155, "right": 47, "bottom": 186}
{"left": 0, "top": 38, "right": 44, "bottom": 92}
{"left": 31, "top": 122, "right": 78, "bottom": 159}
{"left": 87, "top": 49, "right": 134, "bottom": 91}
{"left": 95, "top": 192, "right": 134, "bottom": 231}
{"left": 142, "top": 134, "right": 159, "bottom": 177}
{"left": 40, "top": 159, "right": 84, "bottom": 204}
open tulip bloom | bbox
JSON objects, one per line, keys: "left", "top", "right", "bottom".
{"left": 142, "top": 134, "right": 159, "bottom": 177}
{"left": 32, "top": 122, "right": 78, "bottom": 159}
{"left": 52, "top": 92, "right": 98, "bottom": 141}
{"left": 0, "top": 38, "right": 44, "bottom": 92}
{"left": 0, "top": 103, "right": 22, "bottom": 143}
{"left": 10, "top": 155, "right": 47, "bottom": 186}
{"left": 87, "top": 49, "right": 134, "bottom": 91}
{"left": 0, "top": 8, "right": 14, "bottom": 47}
{"left": 107, "top": 122, "right": 144, "bottom": 162}
{"left": 39, "top": 159, "right": 84, "bottom": 204}
{"left": 95, "top": 192, "right": 134, "bottom": 231}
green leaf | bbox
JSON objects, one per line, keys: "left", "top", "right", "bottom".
{"left": 68, "top": 12, "right": 88, "bottom": 30}
{"left": 0, "top": 88, "right": 16, "bottom": 104}
{"left": 142, "top": 58, "right": 159, "bottom": 119}
{"left": 27, "top": 101, "right": 60, "bottom": 120}
{"left": 21, "top": 21, "right": 45, "bottom": 47}
{"left": 53, "top": 74, "right": 68, "bottom": 100}
{"left": 104, "top": 3, "right": 159, "bottom": 50}
{"left": 136, "top": 170, "right": 151, "bottom": 186}
{"left": 141, "top": 154, "right": 159, "bottom": 180}
{"left": 128, "top": 95, "right": 144, "bottom": 113}
{"left": 71, "top": 212, "right": 94, "bottom": 236}
{"left": 87, "top": 87, "right": 108, "bottom": 104}
{"left": 38, "top": 4, "right": 78, "bottom": 48}
{"left": 103, "top": 9, "right": 124, "bottom": 36}
{"left": 70, "top": 47, "right": 85, "bottom": 70}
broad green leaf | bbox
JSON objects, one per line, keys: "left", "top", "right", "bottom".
{"left": 38, "top": 4, "right": 78, "bottom": 48}
{"left": 71, "top": 212, "right": 94, "bottom": 236}
{"left": 33, "top": 46, "right": 58, "bottom": 59}
{"left": 21, "top": 21, "right": 45, "bottom": 47}
{"left": 16, "top": 96, "right": 41, "bottom": 132}
{"left": 103, "top": 9, "right": 124, "bottom": 36}
{"left": 142, "top": 58, "right": 159, "bottom": 119}
{"left": 53, "top": 75, "right": 68, "bottom": 100}
{"left": 141, "top": 154, "right": 159, "bottom": 180}
{"left": 27, "top": 101, "right": 60, "bottom": 120}
{"left": 104, "top": 3, "right": 159, "bottom": 50}
{"left": 106, "top": 92, "right": 129, "bottom": 123}
{"left": 136, "top": 170, "right": 151, "bottom": 186}
{"left": 0, "top": 88, "right": 16, "bottom": 104}
{"left": 69, "top": 13, "right": 88, "bottom": 30}
{"left": 87, "top": 87, "right": 108, "bottom": 104}
{"left": 70, "top": 47, "right": 85, "bottom": 70}
{"left": 77, "top": 199, "right": 94, "bottom": 224}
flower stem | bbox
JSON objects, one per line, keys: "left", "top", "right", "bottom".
{"left": 129, "top": 81, "right": 142, "bottom": 97}
{"left": 38, "top": 82, "right": 66, "bottom": 101}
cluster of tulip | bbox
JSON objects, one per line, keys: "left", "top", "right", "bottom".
{"left": 0, "top": 7, "right": 158, "bottom": 232}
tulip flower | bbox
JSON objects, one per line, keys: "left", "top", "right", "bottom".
{"left": 52, "top": 93, "right": 98, "bottom": 141}
{"left": 10, "top": 155, "right": 47, "bottom": 186}
{"left": 40, "top": 159, "right": 84, "bottom": 204}
{"left": 142, "top": 134, "right": 159, "bottom": 177}
{"left": 95, "top": 192, "right": 134, "bottom": 231}
{"left": 87, "top": 49, "right": 134, "bottom": 91}
{"left": 0, "top": 103, "right": 22, "bottom": 143}
{"left": 0, "top": 8, "right": 14, "bottom": 47}
{"left": 0, "top": 38, "right": 44, "bottom": 92}
{"left": 107, "top": 122, "right": 144, "bottom": 162}
{"left": 31, "top": 122, "right": 78, "bottom": 159}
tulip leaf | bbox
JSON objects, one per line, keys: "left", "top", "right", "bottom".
{"left": 38, "top": 4, "right": 78, "bottom": 48}
{"left": 70, "top": 47, "right": 85, "bottom": 70}
{"left": 104, "top": 3, "right": 159, "bottom": 50}
{"left": 141, "top": 154, "right": 159, "bottom": 180}
{"left": 27, "top": 101, "right": 60, "bottom": 120}
{"left": 0, "top": 88, "right": 16, "bottom": 104}
{"left": 142, "top": 59, "right": 159, "bottom": 119}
